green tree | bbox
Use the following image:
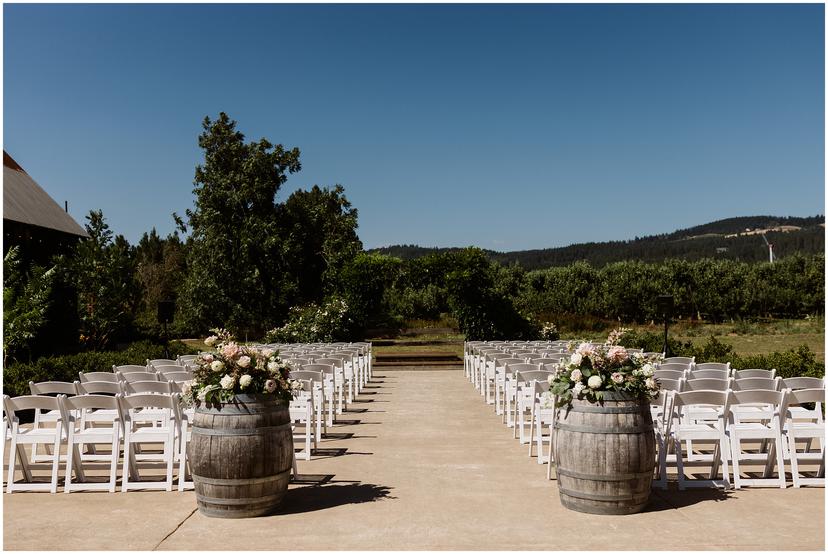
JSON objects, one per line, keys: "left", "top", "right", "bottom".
{"left": 68, "top": 210, "right": 138, "bottom": 350}
{"left": 177, "top": 113, "right": 301, "bottom": 337}
{"left": 278, "top": 184, "right": 362, "bottom": 305}
{"left": 134, "top": 229, "right": 188, "bottom": 336}
{"left": 3, "top": 246, "right": 56, "bottom": 365}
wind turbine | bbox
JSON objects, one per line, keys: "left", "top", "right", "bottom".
{"left": 761, "top": 233, "right": 775, "bottom": 263}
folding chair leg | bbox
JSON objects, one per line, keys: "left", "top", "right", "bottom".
{"left": 122, "top": 434, "right": 132, "bottom": 492}
{"left": 110, "top": 430, "right": 120, "bottom": 493}
{"left": 6, "top": 435, "right": 19, "bottom": 493}
{"left": 50, "top": 433, "right": 62, "bottom": 494}
{"left": 165, "top": 434, "right": 175, "bottom": 492}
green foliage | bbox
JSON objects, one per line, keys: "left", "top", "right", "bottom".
{"left": 2, "top": 340, "right": 196, "bottom": 398}
{"left": 617, "top": 331, "right": 824, "bottom": 378}
{"left": 3, "top": 246, "right": 56, "bottom": 365}
{"left": 338, "top": 253, "right": 403, "bottom": 331}
{"left": 445, "top": 248, "right": 539, "bottom": 340}
{"left": 177, "top": 113, "right": 302, "bottom": 337}
{"left": 133, "top": 229, "right": 188, "bottom": 338}
{"left": 66, "top": 210, "right": 138, "bottom": 350}
{"left": 278, "top": 185, "right": 362, "bottom": 305}
{"left": 264, "top": 296, "right": 355, "bottom": 343}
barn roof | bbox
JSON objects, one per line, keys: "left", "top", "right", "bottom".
{"left": 3, "top": 151, "right": 87, "bottom": 237}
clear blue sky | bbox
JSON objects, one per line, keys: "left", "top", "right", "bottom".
{"left": 4, "top": 3, "right": 824, "bottom": 251}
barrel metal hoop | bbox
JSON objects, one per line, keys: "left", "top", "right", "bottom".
{"left": 558, "top": 486, "right": 651, "bottom": 503}
{"left": 192, "top": 423, "right": 292, "bottom": 436}
{"left": 555, "top": 422, "right": 654, "bottom": 434}
{"left": 568, "top": 404, "right": 649, "bottom": 414}
{"left": 193, "top": 472, "right": 287, "bottom": 486}
{"left": 196, "top": 491, "right": 286, "bottom": 506}
{"left": 556, "top": 467, "right": 653, "bottom": 482}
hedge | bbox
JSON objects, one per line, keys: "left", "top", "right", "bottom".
{"left": 3, "top": 340, "right": 197, "bottom": 398}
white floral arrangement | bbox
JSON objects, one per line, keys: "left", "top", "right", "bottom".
{"left": 265, "top": 296, "right": 352, "bottom": 343}
{"left": 540, "top": 321, "right": 560, "bottom": 341}
{"left": 548, "top": 341, "right": 660, "bottom": 407}
{"left": 182, "top": 328, "right": 301, "bottom": 404}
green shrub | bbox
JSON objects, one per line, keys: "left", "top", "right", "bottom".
{"left": 2, "top": 340, "right": 197, "bottom": 398}
{"left": 733, "top": 345, "right": 825, "bottom": 379}
{"left": 264, "top": 296, "right": 356, "bottom": 343}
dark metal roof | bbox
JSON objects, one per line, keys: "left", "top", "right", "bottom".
{"left": 3, "top": 151, "right": 87, "bottom": 237}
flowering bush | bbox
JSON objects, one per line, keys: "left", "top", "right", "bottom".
{"left": 606, "top": 327, "right": 633, "bottom": 346}
{"left": 183, "top": 328, "right": 299, "bottom": 404}
{"left": 265, "top": 296, "right": 353, "bottom": 343}
{"left": 548, "top": 342, "right": 661, "bottom": 407}
{"left": 539, "top": 321, "right": 560, "bottom": 341}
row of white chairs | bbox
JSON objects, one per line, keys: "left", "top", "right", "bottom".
{"left": 3, "top": 392, "right": 193, "bottom": 493}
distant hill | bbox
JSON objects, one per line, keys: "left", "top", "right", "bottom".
{"left": 368, "top": 215, "right": 825, "bottom": 269}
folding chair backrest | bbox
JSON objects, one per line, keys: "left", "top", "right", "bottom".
{"left": 656, "top": 378, "right": 683, "bottom": 392}
{"left": 79, "top": 372, "right": 119, "bottom": 383}
{"left": 529, "top": 357, "right": 564, "bottom": 365}
{"left": 730, "top": 389, "right": 786, "bottom": 413}
{"left": 114, "top": 365, "right": 152, "bottom": 374}
{"left": 625, "top": 348, "right": 644, "bottom": 354}
{"left": 63, "top": 394, "right": 120, "bottom": 412}
{"left": 654, "top": 369, "right": 685, "bottom": 381}
{"left": 688, "top": 369, "right": 730, "bottom": 380}
{"left": 313, "top": 358, "right": 343, "bottom": 368}
{"left": 29, "top": 381, "right": 77, "bottom": 396}
{"left": 658, "top": 362, "right": 691, "bottom": 372}
{"left": 153, "top": 364, "right": 184, "bottom": 375}
{"left": 783, "top": 377, "right": 825, "bottom": 390}
{"left": 664, "top": 356, "right": 695, "bottom": 365}
{"left": 497, "top": 358, "right": 527, "bottom": 370}
{"left": 515, "top": 369, "right": 554, "bottom": 384}
{"left": 4, "top": 394, "right": 62, "bottom": 414}
{"left": 76, "top": 380, "right": 122, "bottom": 395}
{"left": 147, "top": 359, "right": 177, "bottom": 366}
{"left": 786, "top": 388, "right": 825, "bottom": 406}
{"left": 124, "top": 381, "right": 173, "bottom": 395}
{"left": 730, "top": 377, "right": 781, "bottom": 391}
{"left": 118, "top": 371, "right": 161, "bottom": 383}
{"left": 672, "top": 389, "right": 729, "bottom": 411}
{"left": 733, "top": 368, "right": 776, "bottom": 380}
{"left": 159, "top": 371, "right": 192, "bottom": 383}
{"left": 302, "top": 364, "right": 335, "bottom": 377}
{"left": 508, "top": 349, "right": 536, "bottom": 357}
{"left": 289, "top": 370, "right": 324, "bottom": 385}
{"left": 285, "top": 358, "right": 312, "bottom": 367}
{"left": 177, "top": 355, "right": 198, "bottom": 365}
{"left": 681, "top": 377, "right": 731, "bottom": 392}
{"left": 119, "top": 393, "right": 176, "bottom": 412}
{"left": 694, "top": 362, "right": 730, "bottom": 371}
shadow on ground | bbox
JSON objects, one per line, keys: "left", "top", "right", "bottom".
{"left": 274, "top": 482, "right": 396, "bottom": 515}
{"left": 648, "top": 487, "right": 732, "bottom": 511}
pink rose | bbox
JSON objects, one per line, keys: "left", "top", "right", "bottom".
{"left": 611, "top": 372, "right": 624, "bottom": 384}
{"left": 264, "top": 379, "right": 277, "bottom": 393}
{"left": 608, "top": 346, "right": 628, "bottom": 363}
{"left": 237, "top": 355, "right": 251, "bottom": 368}
{"left": 201, "top": 353, "right": 214, "bottom": 363}
{"left": 222, "top": 342, "right": 240, "bottom": 359}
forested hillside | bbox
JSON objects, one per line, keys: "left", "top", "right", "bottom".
{"left": 370, "top": 216, "right": 825, "bottom": 269}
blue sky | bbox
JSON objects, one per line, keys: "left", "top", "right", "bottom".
{"left": 4, "top": 3, "right": 824, "bottom": 251}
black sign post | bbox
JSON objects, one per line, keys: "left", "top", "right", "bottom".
{"left": 157, "top": 301, "right": 175, "bottom": 359}
{"left": 656, "top": 295, "right": 674, "bottom": 357}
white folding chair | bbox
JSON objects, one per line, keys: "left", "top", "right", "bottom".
{"left": 513, "top": 368, "right": 554, "bottom": 444}
{"left": 494, "top": 358, "right": 527, "bottom": 418}
{"left": 60, "top": 394, "right": 121, "bottom": 493}
{"left": 301, "top": 364, "right": 336, "bottom": 426}
{"left": 119, "top": 393, "right": 178, "bottom": 492}
{"left": 158, "top": 371, "right": 193, "bottom": 383}
{"left": 667, "top": 390, "right": 732, "bottom": 490}
{"left": 289, "top": 379, "right": 315, "bottom": 461}
{"left": 113, "top": 364, "right": 153, "bottom": 374}
{"left": 728, "top": 389, "right": 787, "bottom": 489}
{"left": 784, "top": 388, "right": 825, "bottom": 488}
{"left": 4, "top": 395, "right": 66, "bottom": 493}
{"left": 79, "top": 372, "right": 119, "bottom": 383}
{"left": 27, "top": 381, "right": 77, "bottom": 463}
{"left": 733, "top": 368, "right": 776, "bottom": 380}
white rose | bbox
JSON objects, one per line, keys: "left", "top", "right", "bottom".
{"left": 547, "top": 375, "right": 554, "bottom": 385}
{"left": 261, "top": 348, "right": 274, "bottom": 358}
{"left": 204, "top": 335, "right": 217, "bottom": 347}
{"left": 238, "top": 356, "right": 251, "bottom": 368}
{"left": 572, "top": 382, "right": 585, "bottom": 396}
{"left": 211, "top": 360, "right": 225, "bottom": 372}
{"left": 239, "top": 374, "right": 252, "bottom": 388}
{"left": 588, "top": 375, "right": 602, "bottom": 389}
{"left": 181, "top": 381, "right": 192, "bottom": 395}
{"left": 220, "top": 374, "right": 235, "bottom": 390}
{"left": 267, "top": 361, "right": 280, "bottom": 372}
{"left": 570, "top": 369, "right": 583, "bottom": 382}
{"left": 641, "top": 364, "right": 654, "bottom": 377}
{"left": 290, "top": 380, "right": 304, "bottom": 391}
{"left": 646, "top": 377, "right": 657, "bottom": 390}
{"left": 570, "top": 353, "right": 583, "bottom": 366}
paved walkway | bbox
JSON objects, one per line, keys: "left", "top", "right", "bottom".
{"left": 3, "top": 370, "right": 825, "bottom": 550}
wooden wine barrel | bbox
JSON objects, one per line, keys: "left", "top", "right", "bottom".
{"left": 552, "top": 392, "right": 656, "bottom": 515}
{"left": 188, "top": 394, "right": 294, "bottom": 518}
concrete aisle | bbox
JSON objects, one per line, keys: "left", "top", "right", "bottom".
{"left": 3, "top": 370, "right": 825, "bottom": 550}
